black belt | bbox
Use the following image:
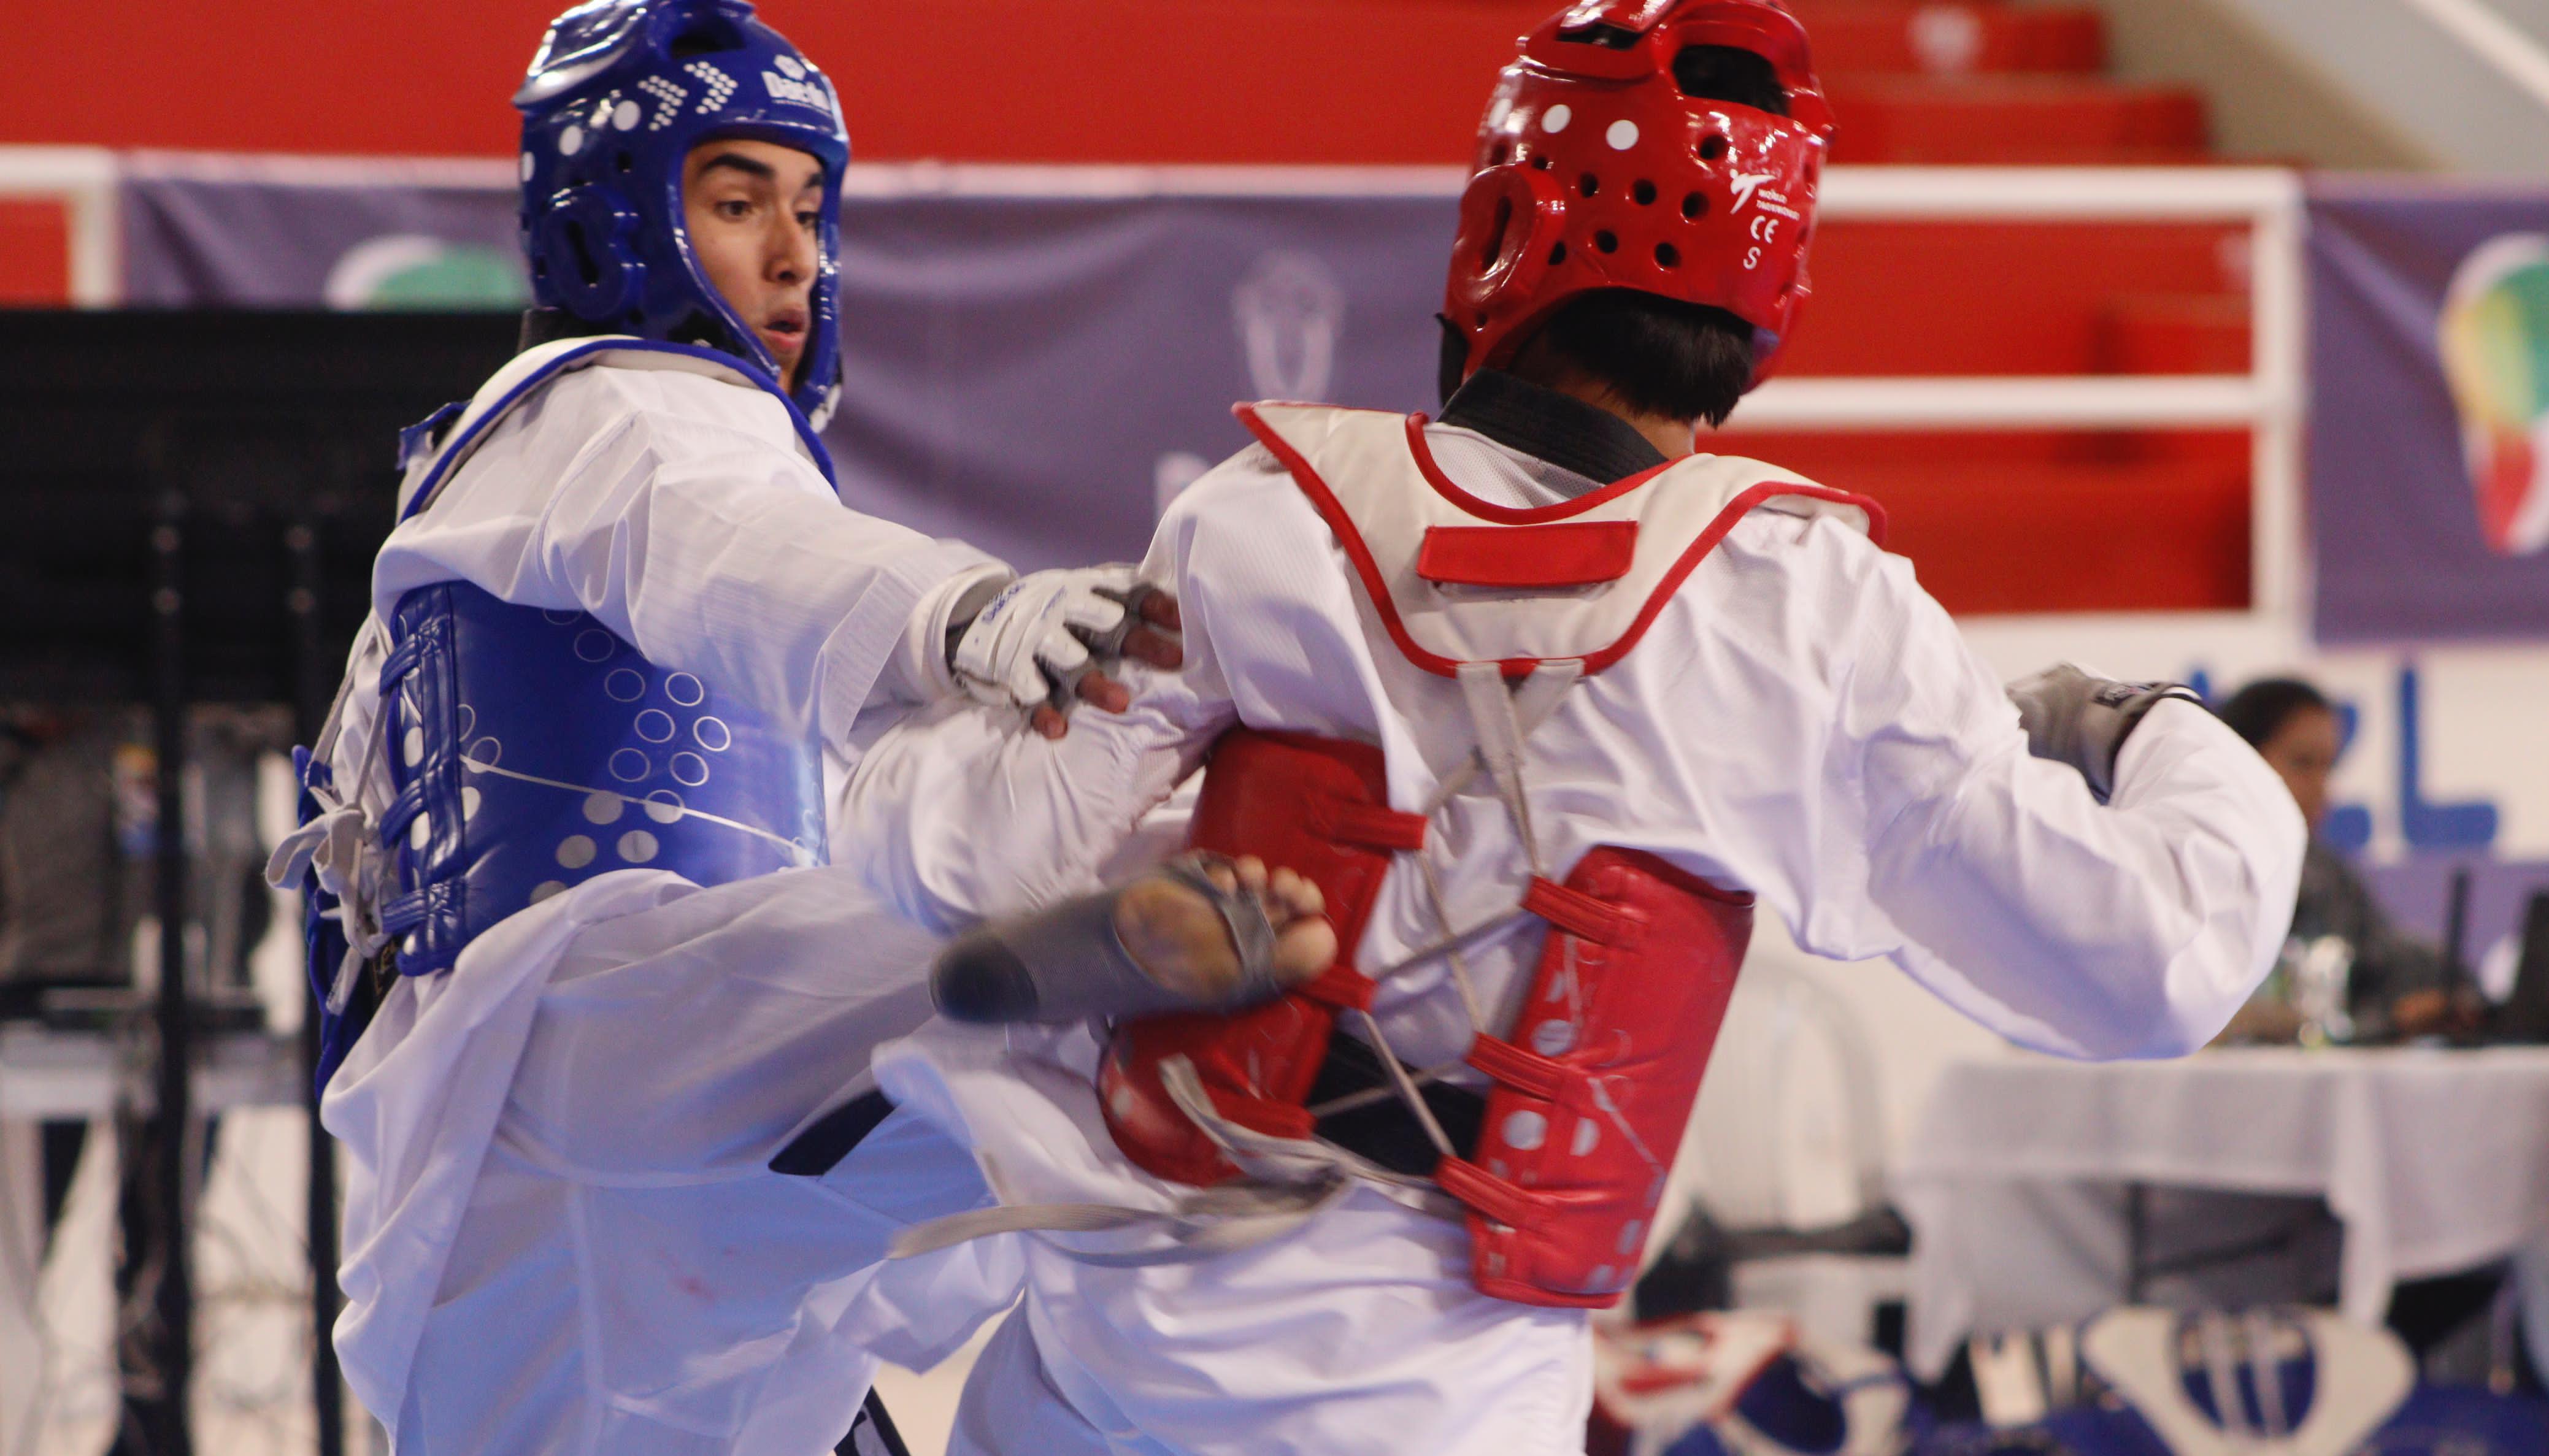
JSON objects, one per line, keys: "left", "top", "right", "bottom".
{"left": 769, "top": 1087, "right": 896, "bottom": 1177}
{"left": 1307, "top": 1033, "right": 1485, "bottom": 1178}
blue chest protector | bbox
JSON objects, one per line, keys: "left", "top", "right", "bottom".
{"left": 296, "top": 339, "right": 838, "bottom": 1084}
{"left": 373, "top": 581, "right": 828, "bottom": 975}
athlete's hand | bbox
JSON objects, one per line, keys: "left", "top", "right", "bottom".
{"left": 948, "top": 567, "right": 1183, "bottom": 737}
{"left": 2007, "top": 662, "right": 2201, "bottom": 802}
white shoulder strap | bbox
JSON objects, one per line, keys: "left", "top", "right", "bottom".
{"left": 399, "top": 337, "right": 834, "bottom": 523}
{"left": 1236, "top": 402, "right": 1882, "bottom": 678}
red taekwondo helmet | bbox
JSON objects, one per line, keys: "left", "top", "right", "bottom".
{"left": 1444, "top": 0, "right": 1835, "bottom": 392}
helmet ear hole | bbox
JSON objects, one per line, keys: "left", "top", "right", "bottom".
{"left": 564, "top": 219, "right": 602, "bottom": 286}
{"left": 1655, "top": 242, "right": 1681, "bottom": 269}
{"left": 1699, "top": 136, "right": 1729, "bottom": 163}
{"left": 1578, "top": 173, "right": 1601, "bottom": 199}
{"left": 1594, "top": 231, "right": 1619, "bottom": 255}
{"left": 1480, "top": 197, "right": 1515, "bottom": 270}
{"left": 1682, "top": 192, "right": 1709, "bottom": 220}
{"left": 1549, "top": 241, "right": 1567, "bottom": 267}
{"left": 615, "top": 152, "right": 634, "bottom": 174}
{"left": 1632, "top": 180, "right": 1658, "bottom": 206}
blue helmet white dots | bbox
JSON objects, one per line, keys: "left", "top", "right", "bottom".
{"left": 514, "top": 0, "right": 850, "bottom": 424}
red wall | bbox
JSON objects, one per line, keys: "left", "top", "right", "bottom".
{"left": 9, "top": 1, "right": 1549, "bottom": 162}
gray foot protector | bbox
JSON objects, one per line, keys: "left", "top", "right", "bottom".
{"left": 932, "top": 853, "right": 1284, "bottom": 1024}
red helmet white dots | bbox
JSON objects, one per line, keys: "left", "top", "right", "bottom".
{"left": 1444, "top": 0, "right": 1836, "bottom": 392}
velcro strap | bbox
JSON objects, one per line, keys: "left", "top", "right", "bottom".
{"left": 1435, "top": 1155, "right": 1544, "bottom": 1229}
{"left": 375, "top": 611, "right": 443, "bottom": 694}
{"left": 1521, "top": 875, "right": 1637, "bottom": 946}
{"left": 375, "top": 779, "right": 431, "bottom": 849}
{"left": 1297, "top": 965, "right": 1378, "bottom": 1012}
{"left": 1465, "top": 1033, "right": 1567, "bottom": 1100}
{"left": 1312, "top": 797, "right": 1428, "bottom": 853}
{"left": 375, "top": 883, "right": 445, "bottom": 940}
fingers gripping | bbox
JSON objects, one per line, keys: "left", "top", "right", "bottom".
{"left": 949, "top": 569, "right": 1172, "bottom": 716}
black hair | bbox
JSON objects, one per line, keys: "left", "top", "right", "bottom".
{"left": 2216, "top": 677, "right": 2332, "bottom": 749}
{"left": 1446, "top": 45, "right": 1790, "bottom": 423}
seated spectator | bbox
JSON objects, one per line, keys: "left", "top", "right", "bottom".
{"left": 2218, "top": 677, "right": 2478, "bottom": 1041}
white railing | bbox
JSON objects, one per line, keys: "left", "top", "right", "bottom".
{"left": 0, "top": 146, "right": 118, "bottom": 307}
{"left": 0, "top": 148, "right": 2308, "bottom": 624}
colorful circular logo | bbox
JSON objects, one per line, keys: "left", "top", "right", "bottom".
{"left": 2438, "top": 232, "right": 2549, "bottom": 556}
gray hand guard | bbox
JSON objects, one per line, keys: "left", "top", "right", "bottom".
{"left": 932, "top": 853, "right": 1285, "bottom": 1025}
{"left": 1040, "top": 581, "right": 1167, "bottom": 711}
{"left": 2007, "top": 663, "right": 2204, "bottom": 803}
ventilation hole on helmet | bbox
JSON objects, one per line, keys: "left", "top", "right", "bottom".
{"left": 532, "top": 259, "right": 550, "bottom": 278}
{"left": 1594, "top": 230, "right": 1618, "bottom": 254}
{"left": 1656, "top": 242, "right": 1681, "bottom": 268}
{"left": 615, "top": 152, "right": 633, "bottom": 174}
{"left": 1683, "top": 191, "right": 1709, "bottom": 220}
{"left": 1480, "top": 196, "right": 1514, "bottom": 271}
{"left": 1699, "top": 136, "right": 1729, "bottom": 163}
{"left": 1531, "top": 155, "right": 1553, "bottom": 171}
{"left": 1578, "top": 172, "right": 1600, "bottom": 199}
{"left": 1475, "top": 312, "right": 1490, "bottom": 328}
{"left": 1632, "top": 179, "right": 1658, "bottom": 206}
{"left": 1548, "top": 241, "right": 1567, "bottom": 266}
{"left": 1559, "top": 21, "right": 1642, "bottom": 50}
{"left": 1488, "top": 140, "right": 1513, "bottom": 167}
{"left": 669, "top": 18, "right": 745, "bottom": 59}
{"left": 564, "top": 220, "right": 602, "bottom": 286}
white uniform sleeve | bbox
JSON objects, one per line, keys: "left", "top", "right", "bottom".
{"left": 372, "top": 365, "right": 999, "bottom": 746}
{"left": 1753, "top": 516, "right": 2305, "bottom": 1059}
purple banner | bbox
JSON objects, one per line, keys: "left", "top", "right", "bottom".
{"left": 2309, "top": 180, "right": 2549, "bottom": 643}
{"left": 118, "top": 171, "right": 1459, "bottom": 571}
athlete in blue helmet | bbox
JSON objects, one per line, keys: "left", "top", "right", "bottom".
{"left": 267, "top": 2, "right": 1332, "bottom": 1449}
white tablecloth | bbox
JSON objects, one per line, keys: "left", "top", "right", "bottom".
{"left": 1894, "top": 1046, "right": 2549, "bottom": 1377}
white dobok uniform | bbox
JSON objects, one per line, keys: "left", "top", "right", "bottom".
{"left": 302, "top": 340, "right": 1025, "bottom": 1454}
{"left": 842, "top": 404, "right": 2308, "bottom": 1455}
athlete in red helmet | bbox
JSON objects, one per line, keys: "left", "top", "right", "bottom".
{"left": 844, "top": 4, "right": 2303, "bottom": 1449}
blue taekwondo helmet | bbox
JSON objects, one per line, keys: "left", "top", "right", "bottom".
{"left": 515, "top": 0, "right": 849, "bottom": 424}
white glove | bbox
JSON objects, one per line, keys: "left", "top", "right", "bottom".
{"left": 948, "top": 565, "right": 1151, "bottom": 713}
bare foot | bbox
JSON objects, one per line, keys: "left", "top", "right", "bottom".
{"left": 1111, "top": 855, "right": 1335, "bottom": 1003}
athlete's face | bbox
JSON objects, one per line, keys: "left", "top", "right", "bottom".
{"left": 2259, "top": 703, "right": 2342, "bottom": 832}
{"left": 683, "top": 138, "right": 825, "bottom": 388}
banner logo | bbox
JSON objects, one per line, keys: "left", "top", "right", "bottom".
{"left": 1234, "top": 250, "right": 1345, "bottom": 402}
{"left": 2439, "top": 232, "right": 2549, "bottom": 556}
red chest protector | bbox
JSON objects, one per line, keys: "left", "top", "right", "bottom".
{"left": 1098, "top": 402, "right": 1883, "bottom": 1308}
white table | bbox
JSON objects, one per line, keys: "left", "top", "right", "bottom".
{"left": 0, "top": 1023, "right": 302, "bottom": 1120}
{"left": 1894, "top": 1046, "right": 2549, "bottom": 1378}
{"left": 0, "top": 1025, "right": 305, "bottom": 1456}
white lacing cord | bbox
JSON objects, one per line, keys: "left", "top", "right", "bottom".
{"left": 1328, "top": 661, "right": 1585, "bottom": 1159}
{"left": 263, "top": 618, "right": 396, "bottom": 1014}
{"left": 888, "top": 1056, "right": 1445, "bottom": 1265}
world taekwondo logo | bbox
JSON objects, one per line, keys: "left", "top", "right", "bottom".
{"left": 1728, "top": 172, "right": 1776, "bottom": 213}
{"left": 2438, "top": 233, "right": 2549, "bottom": 556}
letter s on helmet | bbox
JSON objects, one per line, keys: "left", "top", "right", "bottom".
{"left": 1444, "top": 0, "right": 1834, "bottom": 393}
{"left": 514, "top": 0, "right": 850, "bottom": 426}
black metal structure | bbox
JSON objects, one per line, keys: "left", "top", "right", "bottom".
{"left": 0, "top": 308, "right": 518, "bottom": 1452}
